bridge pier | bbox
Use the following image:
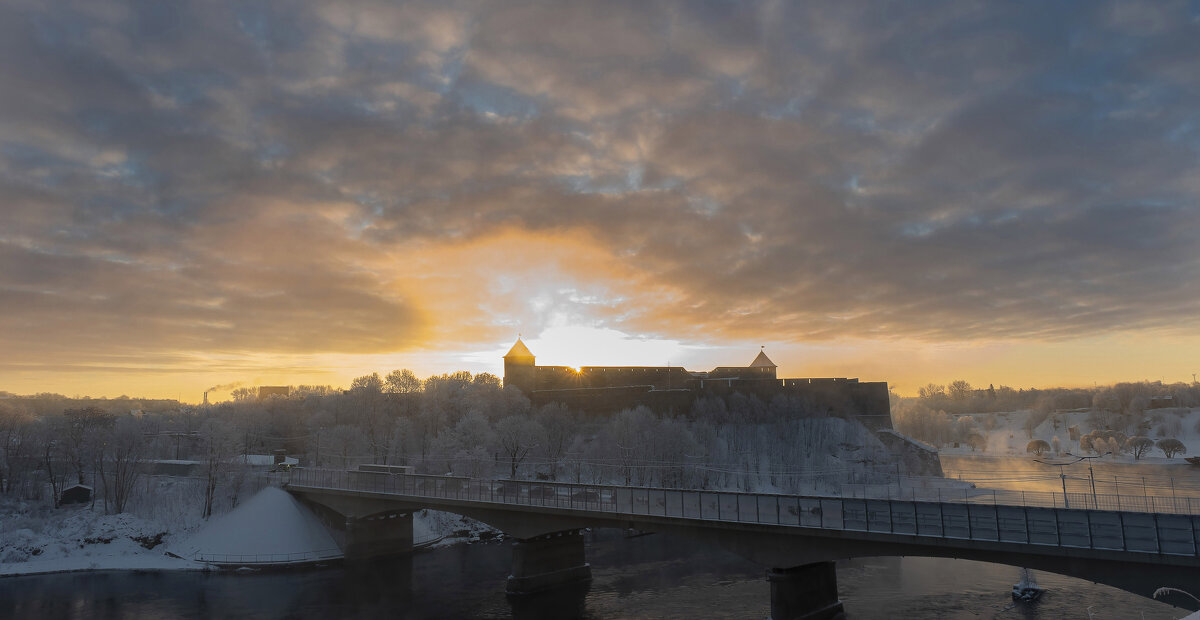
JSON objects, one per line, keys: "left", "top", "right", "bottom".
{"left": 506, "top": 529, "right": 592, "bottom": 595}
{"left": 767, "top": 562, "right": 844, "bottom": 620}
{"left": 343, "top": 510, "right": 413, "bottom": 561}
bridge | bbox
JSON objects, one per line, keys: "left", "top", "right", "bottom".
{"left": 285, "top": 467, "right": 1200, "bottom": 619}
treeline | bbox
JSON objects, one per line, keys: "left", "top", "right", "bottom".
{"left": 0, "top": 370, "right": 899, "bottom": 517}
{"left": 895, "top": 379, "right": 1200, "bottom": 449}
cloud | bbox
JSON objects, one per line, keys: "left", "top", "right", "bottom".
{"left": 1, "top": 0, "right": 1198, "bottom": 389}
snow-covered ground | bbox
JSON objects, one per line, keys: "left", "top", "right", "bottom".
{"left": 0, "top": 500, "right": 204, "bottom": 576}
{"left": 939, "top": 407, "right": 1200, "bottom": 463}
{"left": 0, "top": 481, "right": 499, "bottom": 578}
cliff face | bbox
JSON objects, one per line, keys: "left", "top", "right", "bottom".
{"left": 875, "top": 429, "right": 945, "bottom": 478}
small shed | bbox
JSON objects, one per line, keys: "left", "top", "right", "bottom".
{"left": 60, "top": 484, "right": 93, "bottom": 506}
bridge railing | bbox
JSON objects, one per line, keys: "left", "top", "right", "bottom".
{"left": 188, "top": 548, "right": 344, "bottom": 565}
{"left": 286, "top": 468, "right": 1200, "bottom": 559}
{"left": 837, "top": 484, "right": 1200, "bottom": 515}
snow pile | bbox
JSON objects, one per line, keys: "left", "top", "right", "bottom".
{"left": 0, "top": 503, "right": 199, "bottom": 576}
{"left": 176, "top": 486, "right": 340, "bottom": 563}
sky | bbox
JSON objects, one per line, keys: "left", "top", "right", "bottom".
{"left": 1, "top": 1, "right": 1199, "bottom": 401}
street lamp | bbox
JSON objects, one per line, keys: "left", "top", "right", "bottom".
{"left": 1034, "top": 452, "right": 1110, "bottom": 509}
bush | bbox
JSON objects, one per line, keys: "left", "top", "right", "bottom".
{"left": 1124, "top": 436, "right": 1155, "bottom": 459}
{"left": 1157, "top": 438, "right": 1187, "bottom": 459}
{"left": 1025, "top": 440, "right": 1051, "bottom": 456}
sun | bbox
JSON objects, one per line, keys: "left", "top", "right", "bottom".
{"left": 520, "top": 325, "right": 693, "bottom": 368}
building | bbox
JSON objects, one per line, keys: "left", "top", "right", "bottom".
{"left": 258, "top": 386, "right": 290, "bottom": 400}
{"left": 502, "top": 337, "right": 892, "bottom": 430}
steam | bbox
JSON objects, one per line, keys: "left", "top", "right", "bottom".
{"left": 207, "top": 382, "right": 244, "bottom": 393}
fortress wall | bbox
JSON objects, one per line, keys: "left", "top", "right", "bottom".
{"left": 691, "top": 378, "right": 893, "bottom": 430}
{"left": 578, "top": 366, "right": 693, "bottom": 390}
{"left": 531, "top": 386, "right": 694, "bottom": 416}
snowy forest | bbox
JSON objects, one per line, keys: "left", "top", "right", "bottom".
{"left": 0, "top": 370, "right": 895, "bottom": 520}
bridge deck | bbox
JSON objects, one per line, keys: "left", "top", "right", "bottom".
{"left": 286, "top": 468, "right": 1200, "bottom": 563}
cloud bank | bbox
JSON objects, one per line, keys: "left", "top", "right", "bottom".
{"left": 1, "top": 0, "right": 1198, "bottom": 383}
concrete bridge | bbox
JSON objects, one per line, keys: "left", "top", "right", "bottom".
{"left": 285, "top": 468, "right": 1200, "bottom": 619}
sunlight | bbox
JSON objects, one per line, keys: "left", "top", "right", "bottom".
{"left": 466, "top": 325, "right": 704, "bottom": 370}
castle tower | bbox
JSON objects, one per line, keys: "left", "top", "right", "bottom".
{"left": 503, "top": 337, "right": 537, "bottom": 394}
{"left": 749, "top": 346, "right": 777, "bottom": 379}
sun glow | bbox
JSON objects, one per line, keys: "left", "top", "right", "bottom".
{"left": 507, "top": 325, "right": 702, "bottom": 369}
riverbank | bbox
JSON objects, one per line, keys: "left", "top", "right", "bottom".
{"left": 0, "top": 501, "right": 205, "bottom": 577}
{"left": 0, "top": 489, "right": 500, "bottom": 578}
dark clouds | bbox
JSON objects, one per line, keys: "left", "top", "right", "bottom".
{"left": 1, "top": 0, "right": 1199, "bottom": 372}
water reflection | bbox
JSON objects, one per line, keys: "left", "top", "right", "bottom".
{"left": 0, "top": 529, "right": 1187, "bottom": 619}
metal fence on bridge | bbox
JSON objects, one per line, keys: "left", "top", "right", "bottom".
{"left": 287, "top": 468, "right": 1200, "bottom": 559}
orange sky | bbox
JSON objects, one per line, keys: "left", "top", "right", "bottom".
{"left": 3, "top": 227, "right": 1195, "bottom": 402}
{"left": 2, "top": 2, "right": 1198, "bottom": 402}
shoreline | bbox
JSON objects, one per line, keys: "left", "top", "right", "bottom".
{"left": 0, "top": 530, "right": 462, "bottom": 580}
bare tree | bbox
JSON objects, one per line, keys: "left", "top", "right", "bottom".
{"left": 1157, "top": 438, "right": 1187, "bottom": 459}
{"left": 947, "top": 380, "right": 973, "bottom": 401}
{"left": 325, "top": 425, "right": 369, "bottom": 469}
{"left": 349, "top": 374, "right": 386, "bottom": 462}
{"left": 96, "top": 416, "right": 147, "bottom": 513}
{"left": 384, "top": 369, "right": 422, "bottom": 394}
{"left": 198, "top": 418, "right": 239, "bottom": 519}
{"left": 536, "top": 403, "right": 573, "bottom": 481}
{"left": 61, "top": 407, "right": 114, "bottom": 484}
{"left": 0, "top": 403, "right": 35, "bottom": 496}
{"left": 495, "top": 415, "right": 541, "bottom": 479}
{"left": 1124, "top": 436, "right": 1155, "bottom": 460}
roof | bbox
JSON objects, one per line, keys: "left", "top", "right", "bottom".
{"left": 504, "top": 337, "right": 535, "bottom": 359}
{"left": 749, "top": 349, "right": 776, "bottom": 368}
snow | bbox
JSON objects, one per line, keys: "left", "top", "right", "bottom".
{"left": 1, "top": 479, "right": 502, "bottom": 578}
{"left": 939, "top": 407, "right": 1200, "bottom": 463}
{"left": 175, "top": 486, "right": 340, "bottom": 563}
{"left": 414, "top": 509, "right": 501, "bottom": 548}
{"left": 0, "top": 504, "right": 203, "bottom": 577}
{"left": 237, "top": 455, "right": 300, "bottom": 467}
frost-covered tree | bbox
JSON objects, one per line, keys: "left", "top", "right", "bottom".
{"left": 384, "top": 369, "right": 422, "bottom": 394}
{"left": 495, "top": 415, "right": 541, "bottom": 479}
{"left": 536, "top": 403, "right": 574, "bottom": 481}
{"left": 1157, "top": 438, "right": 1186, "bottom": 459}
{"left": 918, "top": 384, "right": 946, "bottom": 400}
{"left": 96, "top": 416, "right": 148, "bottom": 514}
{"left": 198, "top": 418, "right": 239, "bottom": 519}
{"left": 947, "top": 380, "right": 973, "bottom": 401}
{"left": 324, "top": 425, "right": 370, "bottom": 469}
{"left": 0, "top": 403, "right": 36, "bottom": 496}
{"left": 1124, "top": 436, "right": 1155, "bottom": 459}
{"left": 1025, "top": 440, "right": 1051, "bottom": 456}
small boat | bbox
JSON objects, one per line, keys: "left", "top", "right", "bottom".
{"left": 1012, "top": 568, "right": 1044, "bottom": 603}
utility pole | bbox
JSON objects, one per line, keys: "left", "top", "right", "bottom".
{"left": 1089, "top": 465, "right": 1097, "bottom": 508}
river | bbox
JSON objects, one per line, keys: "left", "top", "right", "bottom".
{"left": 1, "top": 455, "right": 1196, "bottom": 618}
{"left": 0, "top": 527, "right": 1188, "bottom": 619}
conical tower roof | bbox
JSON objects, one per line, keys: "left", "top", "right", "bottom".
{"left": 504, "top": 337, "right": 535, "bottom": 360}
{"left": 749, "top": 348, "right": 776, "bottom": 368}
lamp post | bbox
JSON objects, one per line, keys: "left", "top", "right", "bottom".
{"left": 1034, "top": 458, "right": 1073, "bottom": 508}
{"left": 1035, "top": 452, "right": 1110, "bottom": 509}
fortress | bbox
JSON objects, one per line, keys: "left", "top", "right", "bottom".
{"left": 503, "top": 338, "right": 893, "bottom": 430}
